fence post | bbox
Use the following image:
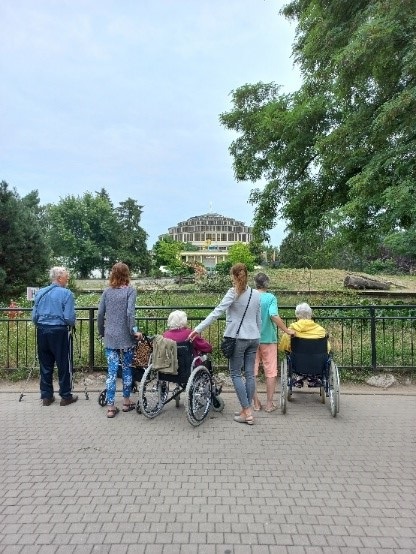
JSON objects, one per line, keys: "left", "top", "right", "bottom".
{"left": 89, "top": 308, "right": 95, "bottom": 371}
{"left": 370, "top": 306, "right": 377, "bottom": 370}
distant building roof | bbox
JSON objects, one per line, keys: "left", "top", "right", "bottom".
{"left": 172, "top": 213, "right": 247, "bottom": 228}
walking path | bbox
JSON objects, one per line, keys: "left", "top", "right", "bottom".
{"left": 1, "top": 381, "right": 415, "bottom": 553}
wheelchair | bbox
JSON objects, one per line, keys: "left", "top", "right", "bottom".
{"left": 280, "top": 337, "right": 340, "bottom": 417}
{"left": 138, "top": 340, "right": 224, "bottom": 426}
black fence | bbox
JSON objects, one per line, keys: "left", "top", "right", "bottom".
{"left": 1, "top": 305, "right": 416, "bottom": 372}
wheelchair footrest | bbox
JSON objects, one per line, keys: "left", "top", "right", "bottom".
{"left": 307, "top": 378, "right": 322, "bottom": 388}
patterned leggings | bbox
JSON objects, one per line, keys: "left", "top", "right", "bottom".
{"left": 105, "top": 348, "right": 133, "bottom": 405}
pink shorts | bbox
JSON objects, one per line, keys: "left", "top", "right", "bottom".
{"left": 254, "top": 343, "right": 278, "bottom": 378}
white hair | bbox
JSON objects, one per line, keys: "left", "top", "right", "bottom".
{"left": 295, "top": 302, "right": 313, "bottom": 319}
{"left": 49, "top": 266, "right": 68, "bottom": 281}
{"left": 167, "top": 310, "right": 188, "bottom": 329}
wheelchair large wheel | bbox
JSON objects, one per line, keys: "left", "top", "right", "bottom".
{"left": 328, "top": 360, "right": 340, "bottom": 417}
{"left": 185, "top": 366, "right": 212, "bottom": 426}
{"left": 138, "top": 365, "right": 164, "bottom": 419}
{"left": 136, "top": 380, "right": 168, "bottom": 414}
{"left": 280, "top": 359, "right": 288, "bottom": 414}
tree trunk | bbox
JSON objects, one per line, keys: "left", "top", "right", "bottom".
{"left": 343, "top": 275, "right": 390, "bottom": 290}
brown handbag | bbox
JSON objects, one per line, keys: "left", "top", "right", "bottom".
{"left": 132, "top": 335, "right": 153, "bottom": 368}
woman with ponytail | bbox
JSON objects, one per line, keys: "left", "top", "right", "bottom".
{"left": 188, "top": 263, "right": 261, "bottom": 425}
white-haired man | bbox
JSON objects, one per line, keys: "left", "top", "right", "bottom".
{"left": 32, "top": 267, "right": 78, "bottom": 407}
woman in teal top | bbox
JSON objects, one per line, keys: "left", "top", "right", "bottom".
{"left": 252, "top": 273, "right": 295, "bottom": 412}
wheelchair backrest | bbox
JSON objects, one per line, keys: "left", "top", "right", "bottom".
{"left": 176, "top": 341, "right": 194, "bottom": 381}
{"left": 290, "top": 337, "right": 328, "bottom": 376}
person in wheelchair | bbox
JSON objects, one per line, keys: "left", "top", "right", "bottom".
{"left": 163, "top": 310, "right": 212, "bottom": 361}
{"left": 279, "top": 302, "right": 330, "bottom": 388}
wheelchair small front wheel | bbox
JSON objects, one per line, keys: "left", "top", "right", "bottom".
{"left": 211, "top": 395, "right": 224, "bottom": 412}
{"left": 98, "top": 390, "right": 107, "bottom": 407}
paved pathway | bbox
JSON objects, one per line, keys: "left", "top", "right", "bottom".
{"left": 1, "top": 384, "right": 415, "bottom": 554}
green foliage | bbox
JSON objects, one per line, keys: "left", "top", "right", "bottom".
{"left": 46, "top": 192, "right": 120, "bottom": 278}
{"left": 279, "top": 229, "right": 364, "bottom": 270}
{"left": 227, "top": 242, "right": 256, "bottom": 270}
{"left": 152, "top": 235, "right": 192, "bottom": 275}
{"left": 248, "top": 239, "right": 264, "bottom": 265}
{"left": 215, "top": 261, "right": 232, "bottom": 275}
{"left": 46, "top": 190, "right": 149, "bottom": 278}
{"left": 153, "top": 235, "right": 180, "bottom": 268}
{"left": 0, "top": 181, "right": 50, "bottom": 301}
{"left": 196, "top": 273, "right": 231, "bottom": 293}
{"left": 116, "top": 198, "right": 151, "bottom": 274}
{"left": 182, "top": 242, "right": 199, "bottom": 252}
{"left": 220, "top": 0, "right": 416, "bottom": 270}
{"left": 363, "top": 258, "right": 404, "bottom": 275}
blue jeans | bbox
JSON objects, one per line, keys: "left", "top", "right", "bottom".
{"left": 105, "top": 348, "right": 133, "bottom": 405}
{"left": 229, "top": 338, "right": 259, "bottom": 409}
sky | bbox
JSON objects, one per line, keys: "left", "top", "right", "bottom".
{"left": 1, "top": 0, "right": 301, "bottom": 248}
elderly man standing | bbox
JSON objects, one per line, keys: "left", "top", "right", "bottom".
{"left": 32, "top": 267, "right": 78, "bottom": 406}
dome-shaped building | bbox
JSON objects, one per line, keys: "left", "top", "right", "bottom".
{"left": 167, "top": 213, "right": 252, "bottom": 268}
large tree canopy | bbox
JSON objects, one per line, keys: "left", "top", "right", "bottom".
{"left": 0, "top": 181, "right": 49, "bottom": 301}
{"left": 220, "top": 0, "right": 416, "bottom": 264}
{"left": 47, "top": 190, "right": 150, "bottom": 278}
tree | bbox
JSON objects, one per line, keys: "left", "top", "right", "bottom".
{"left": 182, "top": 242, "right": 199, "bottom": 252}
{"left": 116, "top": 198, "right": 151, "bottom": 275}
{"left": 152, "top": 235, "right": 184, "bottom": 273}
{"left": 227, "top": 242, "right": 256, "bottom": 271}
{"left": 279, "top": 229, "right": 363, "bottom": 270}
{"left": 263, "top": 244, "right": 280, "bottom": 267}
{"left": 248, "top": 239, "right": 264, "bottom": 265}
{"left": 220, "top": 0, "right": 416, "bottom": 267}
{"left": 0, "top": 181, "right": 49, "bottom": 300}
{"left": 46, "top": 191, "right": 121, "bottom": 278}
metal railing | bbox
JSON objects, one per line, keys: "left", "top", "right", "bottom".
{"left": 1, "top": 305, "right": 415, "bottom": 372}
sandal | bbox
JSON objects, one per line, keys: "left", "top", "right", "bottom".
{"left": 253, "top": 402, "right": 262, "bottom": 411}
{"left": 264, "top": 404, "right": 277, "bottom": 413}
{"left": 107, "top": 407, "right": 119, "bottom": 418}
{"left": 122, "top": 402, "right": 136, "bottom": 412}
{"left": 234, "top": 414, "right": 254, "bottom": 425}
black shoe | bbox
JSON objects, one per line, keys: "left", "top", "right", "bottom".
{"left": 42, "top": 397, "right": 55, "bottom": 406}
{"left": 60, "top": 394, "right": 78, "bottom": 406}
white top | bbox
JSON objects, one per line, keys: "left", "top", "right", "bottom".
{"left": 195, "top": 287, "right": 261, "bottom": 339}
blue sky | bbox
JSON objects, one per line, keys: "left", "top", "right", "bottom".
{"left": 1, "top": 0, "right": 301, "bottom": 248}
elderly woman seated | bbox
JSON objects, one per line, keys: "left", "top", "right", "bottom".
{"left": 279, "top": 302, "right": 330, "bottom": 388}
{"left": 163, "top": 310, "right": 212, "bottom": 356}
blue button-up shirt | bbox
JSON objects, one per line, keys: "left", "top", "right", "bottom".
{"left": 32, "top": 284, "right": 76, "bottom": 327}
